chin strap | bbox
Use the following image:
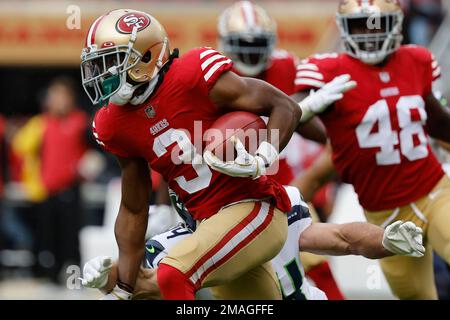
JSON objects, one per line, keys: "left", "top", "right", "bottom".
{"left": 111, "top": 47, "right": 180, "bottom": 106}
{"left": 130, "top": 74, "right": 160, "bottom": 105}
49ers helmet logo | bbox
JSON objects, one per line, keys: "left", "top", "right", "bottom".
{"left": 116, "top": 13, "right": 151, "bottom": 34}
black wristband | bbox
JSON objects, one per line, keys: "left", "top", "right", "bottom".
{"left": 117, "top": 280, "right": 134, "bottom": 293}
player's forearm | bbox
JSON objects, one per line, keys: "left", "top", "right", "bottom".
{"left": 293, "top": 172, "right": 324, "bottom": 203}
{"left": 339, "top": 222, "right": 393, "bottom": 259}
{"left": 100, "top": 262, "right": 119, "bottom": 294}
{"left": 115, "top": 205, "right": 149, "bottom": 291}
{"left": 296, "top": 117, "right": 327, "bottom": 145}
{"left": 293, "top": 147, "right": 336, "bottom": 202}
{"left": 438, "top": 140, "right": 450, "bottom": 152}
{"left": 425, "top": 93, "right": 450, "bottom": 142}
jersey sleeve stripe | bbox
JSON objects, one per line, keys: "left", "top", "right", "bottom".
{"left": 432, "top": 60, "right": 438, "bottom": 69}
{"left": 204, "top": 59, "right": 232, "bottom": 82}
{"left": 201, "top": 53, "right": 227, "bottom": 71}
{"left": 294, "top": 78, "right": 325, "bottom": 88}
{"left": 432, "top": 66, "right": 441, "bottom": 79}
{"left": 200, "top": 49, "right": 218, "bottom": 59}
{"left": 296, "top": 70, "right": 324, "bottom": 80}
{"left": 296, "top": 63, "right": 319, "bottom": 72}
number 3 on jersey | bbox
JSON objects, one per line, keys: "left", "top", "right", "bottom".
{"left": 356, "top": 95, "right": 428, "bottom": 165}
{"left": 153, "top": 128, "right": 212, "bottom": 194}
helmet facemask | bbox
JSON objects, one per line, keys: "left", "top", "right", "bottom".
{"left": 337, "top": 12, "right": 403, "bottom": 65}
{"left": 220, "top": 32, "right": 275, "bottom": 77}
{"left": 81, "top": 27, "right": 144, "bottom": 106}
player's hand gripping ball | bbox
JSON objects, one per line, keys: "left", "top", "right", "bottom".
{"left": 203, "top": 111, "right": 278, "bottom": 179}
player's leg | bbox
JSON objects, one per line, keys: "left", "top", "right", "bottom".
{"left": 426, "top": 176, "right": 450, "bottom": 266}
{"left": 379, "top": 242, "right": 436, "bottom": 299}
{"left": 157, "top": 201, "right": 288, "bottom": 300}
{"left": 365, "top": 206, "right": 437, "bottom": 299}
{"left": 209, "top": 262, "right": 281, "bottom": 299}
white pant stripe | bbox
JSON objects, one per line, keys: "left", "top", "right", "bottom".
{"left": 189, "top": 202, "right": 271, "bottom": 284}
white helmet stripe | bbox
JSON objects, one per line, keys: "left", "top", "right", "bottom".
{"left": 241, "top": 1, "right": 256, "bottom": 27}
{"left": 86, "top": 15, "right": 104, "bottom": 46}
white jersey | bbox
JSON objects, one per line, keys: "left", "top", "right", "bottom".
{"left": 145, "top": 186, "right": 327, "bottom": 300}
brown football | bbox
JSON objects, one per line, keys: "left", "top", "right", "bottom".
{"left": 204, "top": 111, "right": 267, "bottom": 162}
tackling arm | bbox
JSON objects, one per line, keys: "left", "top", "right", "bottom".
{"left": 114, "top": 156, "right": 152, "bottom": 295}
{"left": 299, "top": 220, "right": 425, "bottom": 259}
{"left": 83, "top": 258, "right": 162, "bottom": 300}
{"left": 299, "top": 222, "right": 391, "bottom": 259}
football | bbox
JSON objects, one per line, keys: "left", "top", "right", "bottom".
{"left": 204, "top": 111, "right": 267, "bottom": 162}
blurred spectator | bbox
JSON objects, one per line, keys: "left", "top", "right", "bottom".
{"left": 0, "top": 116, "right": 4, "bottom": 198}
{"left": 0, "top": 115, "right": 5, "bottom": 250}
{"left": 11, "top": 77, "right": 88, "bottom": 284}
{"left": 402, "top": 0, "right": 444, "bottom": 45}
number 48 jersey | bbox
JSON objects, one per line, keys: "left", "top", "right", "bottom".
{"left": 295, "top": 45, "right": 444, "bottom": 211}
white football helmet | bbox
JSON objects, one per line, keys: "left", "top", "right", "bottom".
{"left": 336, "top": 0, "right": 404, "bottom": 65}
{"left": 218, "top": 1, "right": 277, "bottom": 76}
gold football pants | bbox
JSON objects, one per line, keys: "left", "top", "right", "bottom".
{"left": 160, "top": 200, "right": 288, "bottom": 299}
{"left": 364, "top": 175, "right": 450, "bottom": 300}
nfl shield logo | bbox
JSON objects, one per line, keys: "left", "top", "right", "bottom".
{"left": 379, "top": 72, "right": 390, "bottom": 83}
{"left": 145, "top": 106, "right": 156, "bottom": 118}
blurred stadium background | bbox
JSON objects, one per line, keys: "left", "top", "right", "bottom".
{"left": 0, "top": 0, "right": 448, "bottom": 300}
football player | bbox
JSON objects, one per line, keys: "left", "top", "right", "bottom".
{"left": 217, "top": 0, "right": 345, "bottom": 299}
{"left": 218, "top": 1, "right": 328, "bottom": 186}
{"left": 293, "top": 0, "right": 450, "bottom": 299}
{"left": 80, "top": 9, "right": 354, "bottom": 299}
{"left": 81, "top": 185, "right": 424, "bottom": 300}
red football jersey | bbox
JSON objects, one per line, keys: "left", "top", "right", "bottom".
{"left": 234, "top": 49, "right": 299, "bottom": 185}
{"left": 294, "top": 45, "right": 444, "bottom": 211}
{"left": 93, "top": 47, "right": 291, "bottom": 220}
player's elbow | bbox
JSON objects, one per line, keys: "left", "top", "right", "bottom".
{"left": 282, "top": 96, "right": 302, "bottom": 126}
{"left": 262, "top": 82, "right": 302, "bottom": 125}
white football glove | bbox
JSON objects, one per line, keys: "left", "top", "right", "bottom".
{"left": 203, "top": 138, "right": 278, "bottom": 179}
{"left": 382, "top": 221, "right": 425, "bottom": 258}
{"left": 299, "top": 74, "right": 357, "bottom": 122}
{"left": 80, "top": 256, "right": 113, "bottom": 289}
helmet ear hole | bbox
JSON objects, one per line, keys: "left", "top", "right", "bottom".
{"left": 141, "top": 50, "right": 152, "bottom": 63}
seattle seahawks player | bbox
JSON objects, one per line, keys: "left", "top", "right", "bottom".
{"left": 81, "top": 186, "right": 424, "bottom": 300}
